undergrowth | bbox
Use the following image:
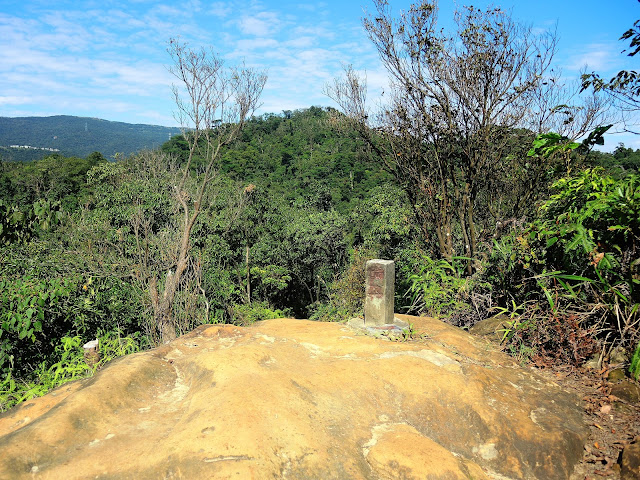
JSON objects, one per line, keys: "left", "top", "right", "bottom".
{"left": 0, "top": 329, "right": 142, "bottom": 412}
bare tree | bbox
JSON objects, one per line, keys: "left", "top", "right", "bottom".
{"left": 149, "top": 39, "right": 266, "bottom": 342}
{"left": 327, "top": 0, "right": 607, "bottom": 272}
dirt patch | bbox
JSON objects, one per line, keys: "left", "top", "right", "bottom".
{"left": 536, "top": 365, "right": 640, "bottom": 479}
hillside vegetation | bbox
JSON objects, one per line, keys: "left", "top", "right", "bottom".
{"left": 1, "top": 106, "right": 638, "bottom": 411}
{"left": 0, "top": 115, "right": 180, "bottom": 160}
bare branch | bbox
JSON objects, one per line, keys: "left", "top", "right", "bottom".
{"left": 146, "top": 38, "right": 267, "bottom": 342}
{"left": 326, "top": 0, "right": 607, "bottom": 271}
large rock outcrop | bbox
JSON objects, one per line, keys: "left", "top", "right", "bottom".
{"left": 0, "top": 316, "right": 587, "bottom": 479}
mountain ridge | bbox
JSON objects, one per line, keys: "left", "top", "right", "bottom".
{"left": 0, "top": 115, "right": 181, "bottom": 161}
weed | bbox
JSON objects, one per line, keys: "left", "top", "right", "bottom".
{"left": 491, "top": 299, "right": 528, "bottom": 343}
{"left": 0, "top": 328, "right": 142, "bottom": 412}
{"left": 396, "top": 322, "right": 429, "bottom": 342}
{"left": 630, "top": 342, "right": 640, "bottom": 381}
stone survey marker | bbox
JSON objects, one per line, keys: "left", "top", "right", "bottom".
{"left": 364, "top": 259, "right": 394, "bottom": 325}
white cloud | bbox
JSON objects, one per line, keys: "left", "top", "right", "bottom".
{"left": 296, "top": 3, "right": 329, "bottom": 13}
{"left": 0, "top": 96, "right": 32, "bottom": 106}
{"left": 0, "top": 0, "right": 380, "bottom": 125}
{"left": 284, "top": 36, "right": 315, "bottom": 49}
{"left": 238, "top": 11, "right": 281, "bottom": 36}
{"left": 565, "top": 42, "right": 623, "bottom": 73}
{"left": 291, "top": 24, "right": 335, "bottom": 40}
{"left": 361, "top": 68, "right": 389, "bottom": 93}
{"left": 209, "top": 2, "right": 232, "bottom": 18}
{"left": 234, "top": 37, "right": 280, "bottom": 52}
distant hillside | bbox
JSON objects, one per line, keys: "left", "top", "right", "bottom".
{"left": 0, "top": 116, "right": 181, "bottom": 161}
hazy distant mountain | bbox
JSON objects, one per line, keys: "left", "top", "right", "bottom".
{"left": 0, "top": 116, "right": 181, "bottom": 161}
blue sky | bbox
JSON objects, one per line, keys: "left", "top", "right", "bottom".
{"left": 1, "top": 0, "right": 638, "bottom": 150}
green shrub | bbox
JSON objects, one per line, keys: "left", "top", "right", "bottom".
{"left": 528, "top": 169, "right": 639, "bottom": 347}
{"left": 0, "top": 275, "right": 77, "bottom": 377}
{"left": 405, "top": 254, "right": 490, "bottom": 326}
{"left": 0, "top": 328, "right": 142, "bottom": 412}
{"left": 329, "top": 248, "right": 377, "bottom": 316}
{"left": 0, "top": 198, "right": 63, "bottom": 245}
{"left": 307, "top": 302, "right": 351, "bottom": 322}
{"left": 228, "top": 301, "right": 288, "bottom": 326}
{"left": 485, "top": 167, "right": 640, "bottom": 364}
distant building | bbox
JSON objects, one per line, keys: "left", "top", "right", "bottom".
{"left": 8, "top": 145, "right": 60, "bottom": 152}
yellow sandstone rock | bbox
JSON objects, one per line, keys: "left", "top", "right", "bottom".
{"left": 0, "top": 316, "right": 587, "bottom": 479}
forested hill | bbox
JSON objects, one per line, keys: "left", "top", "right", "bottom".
{"left": 161, "top": 106, "right": 393, "bottom": 213}
{"left": 0, "top": 115, "right": 181, "bottom": 161}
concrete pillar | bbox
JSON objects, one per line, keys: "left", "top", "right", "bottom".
{"left": 364, "top": 259, "right": 395, "bottom": 325}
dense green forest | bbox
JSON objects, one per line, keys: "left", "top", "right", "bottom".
{"left": 0, "top": 116, "right": 180, "bottom": 160}
{"left": 1, "top": 1, "right": 639, "bottom": 412}
{"left": 1, "top": 106, "right": 638, "bottom": 410}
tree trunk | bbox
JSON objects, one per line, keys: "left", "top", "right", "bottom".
{"left": 437, "top": 182, "right": 454, "bottom": 263}
{"left": 459, "top": 199, "right": 472, "bottom": 275}
{"left": 149, "top": 227, "right": 192, "bottom": 343}
{"left": 149, "top": 275, "right": 177, "bottom": 343}
{"left": 246, "top": 244, "right": 251, "bottom": 304}
{"left": 157, "top": 303, "right": 177, "bottom": 343}
{"left": 459, "top": 183, "right": 476, "bottom": 276}
{"left": 467, "top": 200, "right": 477, "bottom": 265}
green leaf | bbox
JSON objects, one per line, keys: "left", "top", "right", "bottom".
{"left": 542, "top": 287, "right": 555, "bottom": 311}
{"left": 553, "top": 273, "right": 594, "bottom": 282}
